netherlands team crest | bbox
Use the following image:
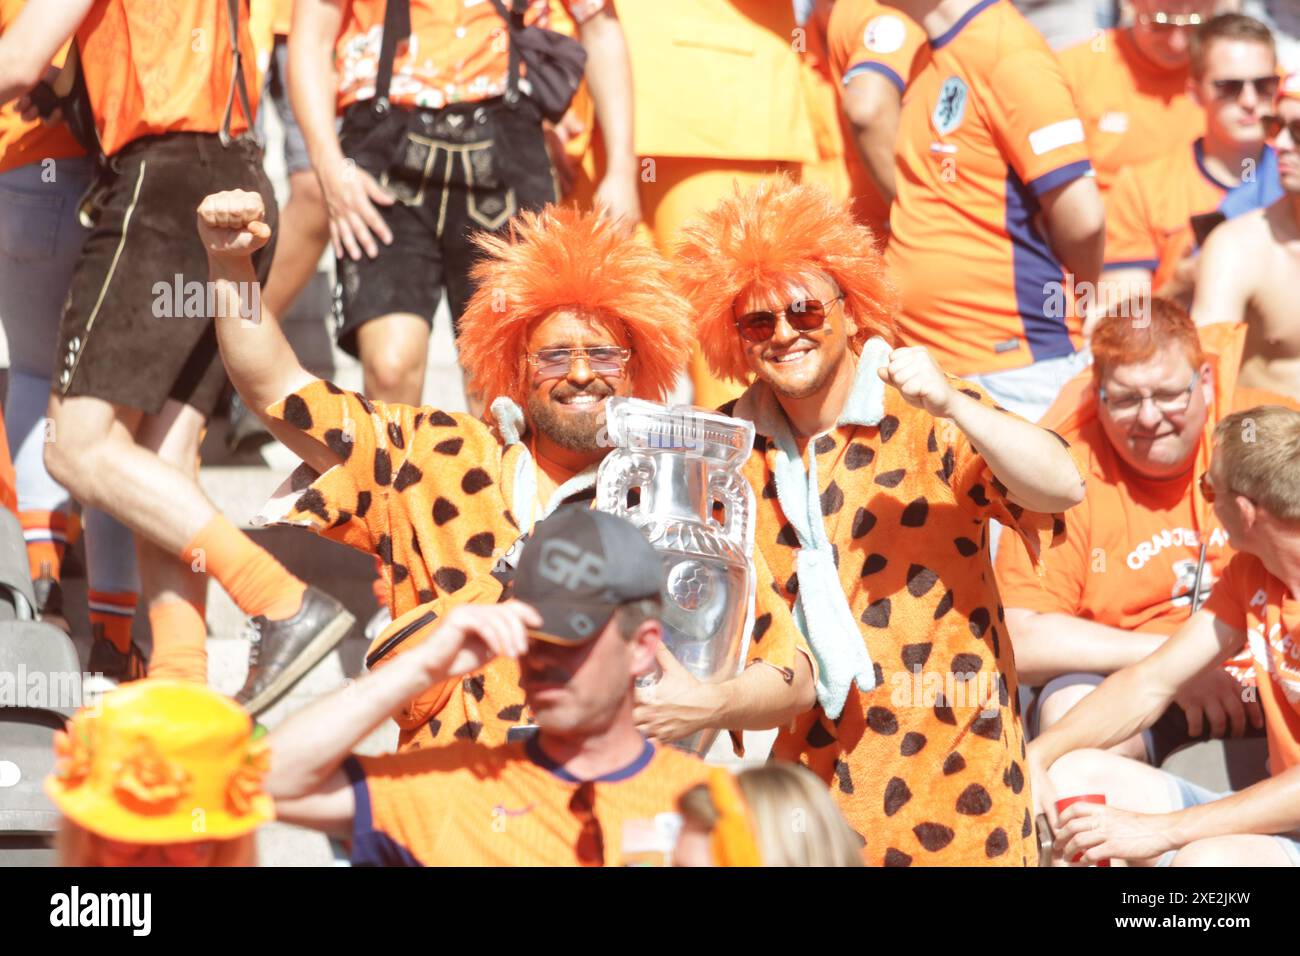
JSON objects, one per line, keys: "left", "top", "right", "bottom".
{"left": 932, "top": 76, "right": 968, "bottom": 135}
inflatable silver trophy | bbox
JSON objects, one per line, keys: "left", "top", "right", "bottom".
{"left": 596, "top": 397, "right": 756, "bottom": 756}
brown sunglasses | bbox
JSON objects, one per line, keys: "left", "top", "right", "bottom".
{"left": 734, "top": 296, "right": 843, "bottom": 344}
{"left": 1263, "top": 114, "right": 1300, "bottom": 146}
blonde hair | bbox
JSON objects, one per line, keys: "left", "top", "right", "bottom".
{"left": 678, "top": 763, "right": 864, "bottom": 867}
{"left": 1213, "top": 405, "right": 1300, "bottom": 521}
{"left": 57, "top": 819, "right": 257, "bottom": 867}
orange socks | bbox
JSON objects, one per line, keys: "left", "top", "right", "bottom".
{"left": 183, "top": 514, "right": 307, "bottom": 622}
{"left": 147, "top": 599, "right": 208, "bottom": 683}
{"left": 88, "top": 590, "right": 139, "bottom": 654}
{"left": 21, "top": 510, "right": 72, "bottom": 582}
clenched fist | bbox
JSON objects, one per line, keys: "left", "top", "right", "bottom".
{"left": 877, "top": 346, "right": 958, "bottom": 417}
{"left": 197, "top": 190, "right": 272, "bottom": 260}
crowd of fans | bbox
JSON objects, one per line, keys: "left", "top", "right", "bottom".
{"left": 0, "top": 0, "right": 1298, "bottom": 868}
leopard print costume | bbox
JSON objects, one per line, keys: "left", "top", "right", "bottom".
{"left": 722, "top": 378, "right": 1084, "bottom": 867}
{"left": 263, "top": 381, "right": 810, "bottom": 751}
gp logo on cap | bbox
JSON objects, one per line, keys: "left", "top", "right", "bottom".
{"left": 538, "top": 540, "right": 607, "bottom": 591}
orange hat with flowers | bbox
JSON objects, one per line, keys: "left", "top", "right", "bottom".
{"left": 45, "top": 680, "right": 273, "bottom": 843}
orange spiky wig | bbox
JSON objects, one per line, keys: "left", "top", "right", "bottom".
{"left": 674, "top": 176, "right": 897, "bottom": 383}
{"left": 456, "top": 206, "right": 693, "bottom": 410}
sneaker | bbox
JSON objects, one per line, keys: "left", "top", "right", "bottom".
{"left": 85, "top": 626, "right": 148, "bottom": 692}
{"left": 235, "top": 587, "right": 355, "bottom": 716}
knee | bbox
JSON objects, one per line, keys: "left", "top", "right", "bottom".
{"left": 362, "top": 341, "right": 425, "bottom": 400}
{"left": 1048, "top": 748, "right": 1114, "bottom": 797}
{"left": 43, "top": 419, "right": 92, "bottom": 491}
{"left": 1170, "top": 836, "right": 1244, "bottom": 867}
{"left": 1036, "top": 678, "right": 1097, "bottom": 732}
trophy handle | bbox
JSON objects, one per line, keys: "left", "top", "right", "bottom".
{"left": 707, "top": 470, "right": 751, "bottom": 551}
{"left": 595, "top": 451, "right": 653, "bottom": 519}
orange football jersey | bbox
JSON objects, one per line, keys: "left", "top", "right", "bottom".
{"left": 886, "top": 0, "right": 1093, "bottom": 377}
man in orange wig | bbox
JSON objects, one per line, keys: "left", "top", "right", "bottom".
{"left": 202, "top": 189, "right": 814, "bottom": 754}
{"left": 674, "top": 176, "right": 1087, "bottom": 866}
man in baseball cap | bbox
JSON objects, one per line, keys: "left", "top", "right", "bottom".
{"left": 512, "top": 506, "right": 663, "bottom": 647}
{"left": 266, "top": 508, "right": 720, "bottom": 866}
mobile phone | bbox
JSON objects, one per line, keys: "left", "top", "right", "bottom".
{"left": 1190, "top": 211, "right": 1226, "bottom": 247}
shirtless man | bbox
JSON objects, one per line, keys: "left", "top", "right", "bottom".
{"left": 1193, "top": 73, "right": 1300, "bottom": 400}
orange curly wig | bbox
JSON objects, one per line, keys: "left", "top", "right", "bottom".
{"left": 456, "top": 205, "right": 693, "bottom": 410}
{"left": 674, "top": 175, "right": 897, "bottom": 383}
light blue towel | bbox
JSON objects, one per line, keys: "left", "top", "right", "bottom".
{"left": 733, "top": 337, "right": 893, "bottom": 719}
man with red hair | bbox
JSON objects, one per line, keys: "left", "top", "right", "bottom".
{"left": 201, "top": 190, "right": 815, "bottom": 753}
{"left": 675, "top": 176, "right": 1086, "bottom": 865}
{"left": 997, "top": 303, "right": 1295, "bottom": 764}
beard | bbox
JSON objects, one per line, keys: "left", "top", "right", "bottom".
{"left": 526, "top": 382, "right": 613, "bottom": 454}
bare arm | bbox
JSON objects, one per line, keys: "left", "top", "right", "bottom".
{"left": 0, "top": 0, "right": 91, "bottom": 105}
{"left": 1191, "top": 218, "right": 1256, "bottom": 327}
{"left": 880, "top": 348, "right": 1085, "bottom": 512}
{"left": 1039, "top": 175, "right": 1105, "bottom": 296}
{"left": 269, "top": 601, "right": 539, "bottom": 829}
{"left": 1095, "top": 266, "right": 1152, "bottom": 322}
{"left": 1029, "top": 609, "right": 1246, "bottom": 771}
{"left": 1167, "top": 764, "right": 1300, "bottom": 845}
{"left": 1004, "top": 608, "right": 1165, "bottom": 687}
{"left": 840, "top": 71, "right": 903, "bottom": 204}
{"left": 198, "top": 190, "right": 341, "bottom": 474}
{"left": 289, "top": 0, "right": 394, "bottom": 260}
{"left": 634, "top": 648, "right": 815, "bottom": 742}
{"left": 577, "top": 7, "right": 640, "bottom": 228}
{"left": 946, "top": 390, "right": 1085, "bottom": 512}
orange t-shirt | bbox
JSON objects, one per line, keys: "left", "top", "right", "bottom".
{"left": 826, "top": 0, "right": 926, "bottom": 237}
{"left": 0, "top": 0, "right": 83, "bottom": 175}
{"left": 1057, "top": 27, "right": 1202, "bottom": 194}
{"left": 614, "top": 0, "right": 817, "bottom": 164}
{"left": 333, "top": 0, "right": 605, "bottom": 113}
{"left": 344, "top": 737, "right": 715, "bottom": 865}
{"left": 1201, "top": 553, "right": 1300, "bottom": 776}
{"left": 77, "top": 0, "right": 261, "bottom": 157}
{"left": 886, "top": 0, "right": 1093, "bottom": 377}
{"left": 1104, "top": 140, "right": 1278, "bottom": 290}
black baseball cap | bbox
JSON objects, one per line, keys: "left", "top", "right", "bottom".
{"left": 512, "top": 506, "right": 663, "bottom": 645}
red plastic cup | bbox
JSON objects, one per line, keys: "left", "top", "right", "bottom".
{"left": 1054, "top": 793, "right": 1111, "bottom": 867}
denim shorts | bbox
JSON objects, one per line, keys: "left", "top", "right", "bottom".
{"left": 1158, "top": 774, "right": 1300, "bottom": 867}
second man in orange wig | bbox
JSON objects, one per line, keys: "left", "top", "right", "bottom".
{"left": 673, "top": 176, "right": 1087, "bottom": 865}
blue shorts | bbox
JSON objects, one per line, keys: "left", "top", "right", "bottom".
{"left": 964, "top": 349, "right": 1092, "bottom": 423}
{"left": 1158, "top": 774, "right": 1300, "bottom": 867}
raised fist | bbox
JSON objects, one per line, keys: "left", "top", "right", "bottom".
{"left": 877, "top": 346, "right": 957, "bottom": 418}
{"left": 197, "top": 189, "right": 272, "bottom": 260}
